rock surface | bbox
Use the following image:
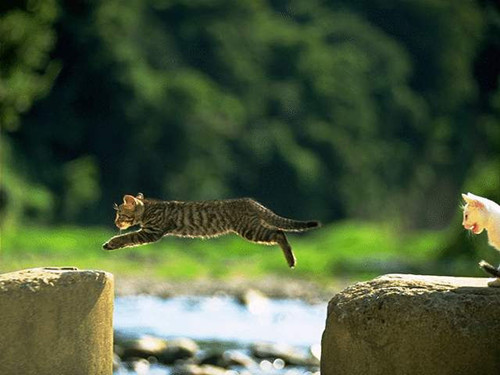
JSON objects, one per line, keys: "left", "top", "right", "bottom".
{"left": 321, "top": 274, "right": 500, "bottom": 375}
{"left": 0, "top": 267, "right": 114, "bottom": 375}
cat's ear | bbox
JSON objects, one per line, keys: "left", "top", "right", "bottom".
{"left": 462, "top": 193, "right": 485, "bottom": 209}
{"left": 123, "top": 194, "right": 142, "bottom": 207}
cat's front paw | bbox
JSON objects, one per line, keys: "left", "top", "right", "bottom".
{"left": 102, "top": 240, "right": 117, "bottom": 250}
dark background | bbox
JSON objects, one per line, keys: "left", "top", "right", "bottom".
{"left": 1, "top": 0, "right": 499, "bottom": 246}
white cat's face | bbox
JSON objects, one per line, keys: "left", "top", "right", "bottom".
{"left": 462, "top": 193, "right": 488, "bottom": 234}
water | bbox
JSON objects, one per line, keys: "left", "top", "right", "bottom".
{"left": 114, "top": 295, "right": 327, "bottom": 374}
{"left": 114, "top": 295, "right": 327, "bottom": 347}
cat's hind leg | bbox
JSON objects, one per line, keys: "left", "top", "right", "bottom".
{"left": 273, "top": 230, "right": 296, "bottom": 268}
{"left": 478, "top": 260, "right": 500, "bottom": 287}
{"left": 239, "top": 226, "right": 296, "bottom": 268}
{"left": 479, "top": 260, "right": 500, "bottom": 277}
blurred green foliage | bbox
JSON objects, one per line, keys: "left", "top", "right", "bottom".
{"left": 1, "top": 0, "right": 499, "bottom": 271}
{"left": 0, "top": 222, "right": 452, "bottom": 281}
{"left": 0, "top": 0, "right": 60, "bottom": 130}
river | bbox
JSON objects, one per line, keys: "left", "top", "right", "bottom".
{"left": 113, "top": 294, "right": 327, "bottom": 374}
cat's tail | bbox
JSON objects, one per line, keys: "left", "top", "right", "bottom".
{"left": 248, "top": 199, "right": 321, "bottom": 232}
{"left": 479, "top": 260, "right": 500, "bottom": 278}
{"left": 264, "top": 215, "right": 321, "bottom": 232}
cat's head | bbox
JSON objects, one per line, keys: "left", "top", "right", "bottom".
{"left": 113, "top": 194, "right": 145, "bottom": 229}
{"left": 462, "top": 192, "right": 490, "bottom": 234}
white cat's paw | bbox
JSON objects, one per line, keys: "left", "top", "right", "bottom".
{"left": 487, "top": 278, "right": 500, "bottom": 287}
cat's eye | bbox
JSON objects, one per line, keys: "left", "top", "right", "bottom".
{"left": 465, "top": 214, "right": 468, "bottom": 220}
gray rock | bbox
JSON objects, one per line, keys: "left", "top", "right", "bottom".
{"left": 126, "top": 358, "right": 150, "bottom": 373}
{"left": 251, "top": 342, "right": 318, "bottom": 366}
{"left": 321, "top": 274, "right": 500, "bottom": 375}
{"left": 172, "top": 364, "right": 228, "bottom": 375}
{"left": 159, "top": 337, "right": 200, "bottom": 364}
{"left": 222, "top": 350, "right": 258, "bottom": 368}
{"left": 121, "top": 335, "right": 167, "bottom": 360}
{"left": 200, "top": 350, "right": 257, "bottom": 369}
{"left": 119, "top": 335, "right": 199, "bottom": 363}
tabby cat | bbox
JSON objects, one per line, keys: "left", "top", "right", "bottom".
{"left": 103, "top": 193, "right": 320, "bottom": 268}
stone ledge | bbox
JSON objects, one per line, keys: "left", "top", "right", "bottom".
{"left": 0, "top": 267, "right": 110, "bottom": 292}
{"left": 0, "top": 267, "right": 114, "bottom": 375}
{"left": 321, "top": 274, "right": 500, "bottom": 375}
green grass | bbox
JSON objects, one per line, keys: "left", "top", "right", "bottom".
{"left": 0, "top": 221, "right": 446, "bottom": 282}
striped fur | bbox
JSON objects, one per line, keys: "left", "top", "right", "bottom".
{"left": 103, "top": 194, "right": 320, "bottom": 268}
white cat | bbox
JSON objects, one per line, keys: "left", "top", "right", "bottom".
{"left": 462, "top": 192, "right": 500, "bottom": 286}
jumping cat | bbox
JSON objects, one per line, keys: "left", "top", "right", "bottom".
{"left": 103, "top": 193, "right": 321, "bottom": 268}
{"left": 462, "top": 192, "right": 500, "bottom": 286}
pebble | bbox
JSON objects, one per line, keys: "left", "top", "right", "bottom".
{"left": 159, "top": 337, "right": 199, "bottom": 364}
{"left": 172, "top": 364, "right": 228, "bottom": 375}
{"left": 120, "top": 335, "right": 167, "bottom": 360}
{"left": 251, "top": 342, "right": 319, "bottom": 366}
{"left": 200, "top": 350, "right": 258, "bottom": 369}
{"left": 116, "top": 335, "right": 199, "bottom": 364}
{"left": 126, "top": 358, "right": 150, "bottom": 375}
{"left": 114, "top": 332, "right": 319, "bottom": 373}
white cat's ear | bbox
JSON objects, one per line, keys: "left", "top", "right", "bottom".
{"left": 471, "top": 200, "right": 485, "bottom": 209}
{"left": 462, "top": 193, "right": 485, "bottom": 209}
{"left": 466, "top": 192, "right": 485, "bottom": 201}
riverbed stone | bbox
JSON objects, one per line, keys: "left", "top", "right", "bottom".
{"left": 251, "top": 342, "right": 318, "bottom": 366}
{"left": 121, "top": 335, "right": 168, "bottom": 360}
{"left": 117, "top": 335, "right": 199, "bottom": 363}
{"left": 222, "top": 350, "right": 259, "bottom": 368}
{"left": 159, "top": 337, "right": 200, "bottom": 364}
{"left": 200, "top": 349, "right": 258, "bottom": 369}
{"left": 126, "top": 358, "right": 151, "bottom": 373}
{"left": 172, "top": 364, "right": 228, "bottom": 375}
{"left": 321, "top": 274, "right": 500, "bottom": 375}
